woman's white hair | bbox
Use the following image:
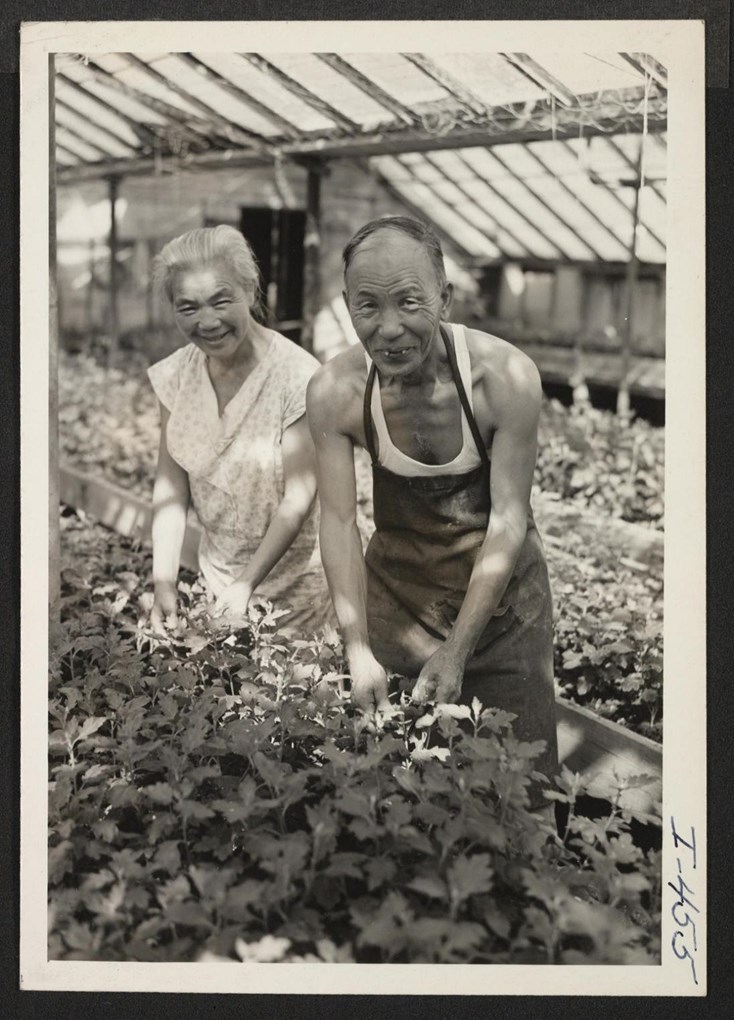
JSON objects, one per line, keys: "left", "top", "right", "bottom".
{"left": 153, "top": 225, "right": 261, "bottom": 304}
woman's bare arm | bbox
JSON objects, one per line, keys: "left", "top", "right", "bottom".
{"left": 151, "top": 404, "right": 191, "bottom": 628}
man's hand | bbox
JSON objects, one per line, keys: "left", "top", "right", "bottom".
{"left": 211, "top": 578, "right": 252, "bottom": 626}
{"left": 150, "top": 581, "right": 179, "bottom": 635}
{"left": 411, "top": 644, "right": 465, "bottom": 705}
{"left": 348, "top": 648, "right": 391, "bottom": 713}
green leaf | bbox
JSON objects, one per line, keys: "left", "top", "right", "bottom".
{"left": 446, "top": 848, "right": 493, "bottom": 905}
{"left": 143, "top": 782, "right": 176, "bottom": 806}
{"left": 408, "top": 875, "right": 447, "bottom": 901}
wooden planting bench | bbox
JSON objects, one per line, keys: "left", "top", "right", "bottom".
{"left": 60, "top": 462, "right": 663, "bottom": 816}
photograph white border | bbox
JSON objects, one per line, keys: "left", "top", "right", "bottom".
{"left": 20, "top": 18, "right": 706, "bottom": 995}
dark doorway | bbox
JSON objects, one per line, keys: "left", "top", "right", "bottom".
{"left": 239, "top": 207, "right": 306, "bottom": 344}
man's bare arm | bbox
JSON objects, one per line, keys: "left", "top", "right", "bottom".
{"left": 306, "top": 366, "right": 390, "bottom": 711}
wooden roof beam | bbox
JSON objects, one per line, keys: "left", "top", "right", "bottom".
{"left": 176, "top": 53, "right": 300, "bottom": 139}
{"left": 55, "top": 95, "right": 139, "bottom": 154}
{"left": 120, "top": 54, "right": 269, "bottom": 151}
{"left": 486, "top": 147, "right": 603, "bottom": 260}
{"left": 400, "top": 53, "right": 489, "bottom": 117}
{"left": 317, "top": 53, "right": 419, "bottom": 126}
{"left": 452, "top": 151, "right": 567, "bottom": 261}
{"left": 500, "top": 53, "right": 577, "bottom": 107}
{"left": 241, "top": 53, "right": 359, "bottom": 133}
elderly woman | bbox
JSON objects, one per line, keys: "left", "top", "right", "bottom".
{"left": 147, "top": 224, "right": 331, "bottom": 634}
{"left": 307, "top": 216, "right": 558, "bottom": 810}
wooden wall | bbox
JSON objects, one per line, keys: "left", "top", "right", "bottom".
{"left": 55, "top": 162, "right": 666, "bottom": 365}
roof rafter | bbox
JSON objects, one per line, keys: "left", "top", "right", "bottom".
{"left": 525, "top": 142, "right": 641, "bottom": 256}
{"left": 57, "top": 72, "right": 160, "bottom": 150}
{"left": 55, "top": 95, "right": 139, "bottom": 154}
{"left": 602, "top": 135, "right": 667, "bottom": 206}
{"left": 316, "top": 53, "right": 419, "bottom": 126}
{"left": 453, "top": 151, "right": 566, "bottom": 261}
{"left": 560, "top": 140, "right": 666, "bottom": 251}
{"left": 620, "top": 52, "right": 668, "bottom": 90}
{"left": 55, "top": 122, "right": 111, "bottom": 161}
{"left": 74, "top": 60, "right": 222, "bottom": 152}
{"left": 241, "top": 53, "right": 359, "bottom": 133}
{"left": 486, "top": 147, "right": 602, "bottom": 259}
{"left": 55, "top": 140, "right": 84, "bottom": 163}
{"left": 400, "top": 53, "right": 488, "bottom": 117}
{"left": 395, "top": 155, "right": 512, "bottom": 259}
{"left": 420, "top": 152, "right": 528, "bottom": 259}
{"left": 121, "top": 54, "right": 269, "bottom": 151}
{"left": 500, "top": 53, "right": 577, "bottom": 107}
{"left": 176, "top": 53, "right": 300, "bottom": 138}
{"left": 364, "top": 160, "right": 488, "bottom": 262}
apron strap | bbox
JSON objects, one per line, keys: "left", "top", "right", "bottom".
{"left": 363, "top": 360, "right": 379, "bottom": 466}
{"left": 440, "top": 324, "right": 491, "bottom": 468}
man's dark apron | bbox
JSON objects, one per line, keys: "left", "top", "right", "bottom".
{"left": 363, "top": 325, "right": 558, "bottom": 807}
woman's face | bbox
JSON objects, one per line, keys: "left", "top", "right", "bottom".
{"left": 344, "top": 230, "right": 452, "bottom": 379}
{"left": 171, "top": 261, "right": 256, "bottom": 361}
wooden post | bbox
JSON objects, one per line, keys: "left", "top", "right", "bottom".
{"left": 617, "top": 138, "right": 643, "bottom": 416}
{"left": 301, "top": 160, "right": 323, "bottom": 355}
{"left": 107, "top": 174, "right": 120, "bottom": 363}
{"left": 49, "top": 56, "right": 61, "bottom": 646}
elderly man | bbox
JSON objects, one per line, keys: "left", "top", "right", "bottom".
{"left": 307, "top": 216, "right": 557, "bottom": 808}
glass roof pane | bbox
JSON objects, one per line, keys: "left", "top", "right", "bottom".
{"left": 486, "top": 180, "right": 590, "bottom": 259}
{"left": 55, "top": 148, "right": 78, "bottom": 166}
{"left": 491, "top": 143, "right": 613, "bottom": 260}
{"left": 55, "top": 105, "right": 132, "bottom": 158}
{"left": 373, "top": 157, "right": 501, "bottom": 258}
{"left": 430, "top": 54, "right": 545, "bottom": 106}
{"left": 55, "top": 79, "right": 143, "bottom": 148}
{"left": 438, "top": 169, "right": 559, "bottom": 260}
{"left": 61, "top": 64, "right": 170, "bottom": 126}
{"left": 150, "top": 55, "right": 282, "bottom": 136}
{"left": 196, "top": 53, "right": 335, "bottom": 132}
{"left": 529, "top": 137, "right": 665, "bottom": 261}
{"left": 340, "top": 53, "right": 448, "bottom": 105}
{"left": 96, "top": 55, "right": 204, "bottom": 119}
{"left": 56, "top": 127, "right": 104, "bottom": 162}
{"left": 533, "top": 52, "right": 643, "bottom": 96}
{"left": 264, "top": 54, "right": 398, "bottom": 128}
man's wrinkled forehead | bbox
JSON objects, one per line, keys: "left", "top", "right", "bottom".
{"left": 345, "top": 229, "right": 442, "bottom": 286}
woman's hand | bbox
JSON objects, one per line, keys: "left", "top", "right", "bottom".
{"left": 150, "top": 581, "right": 179, "bottom": 634}
{"left": 348, "top": 648, "right": 391, "bottom": 713}
{"left": 411, "top": 644, "right": 465, "bottom": 705}
{"left": 211, "top": 578, "right": 253, "bottom": 625}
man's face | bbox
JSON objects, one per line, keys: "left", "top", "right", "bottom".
{"left": 344, "top": 231, "right": 452, "bottom": 378}
{"left": 171, "top": 262, "right": 255, "bottom": 361}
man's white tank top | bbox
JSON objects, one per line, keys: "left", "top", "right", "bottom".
{"left": 364, "top": 323, "right": 484, "bottom": 478}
